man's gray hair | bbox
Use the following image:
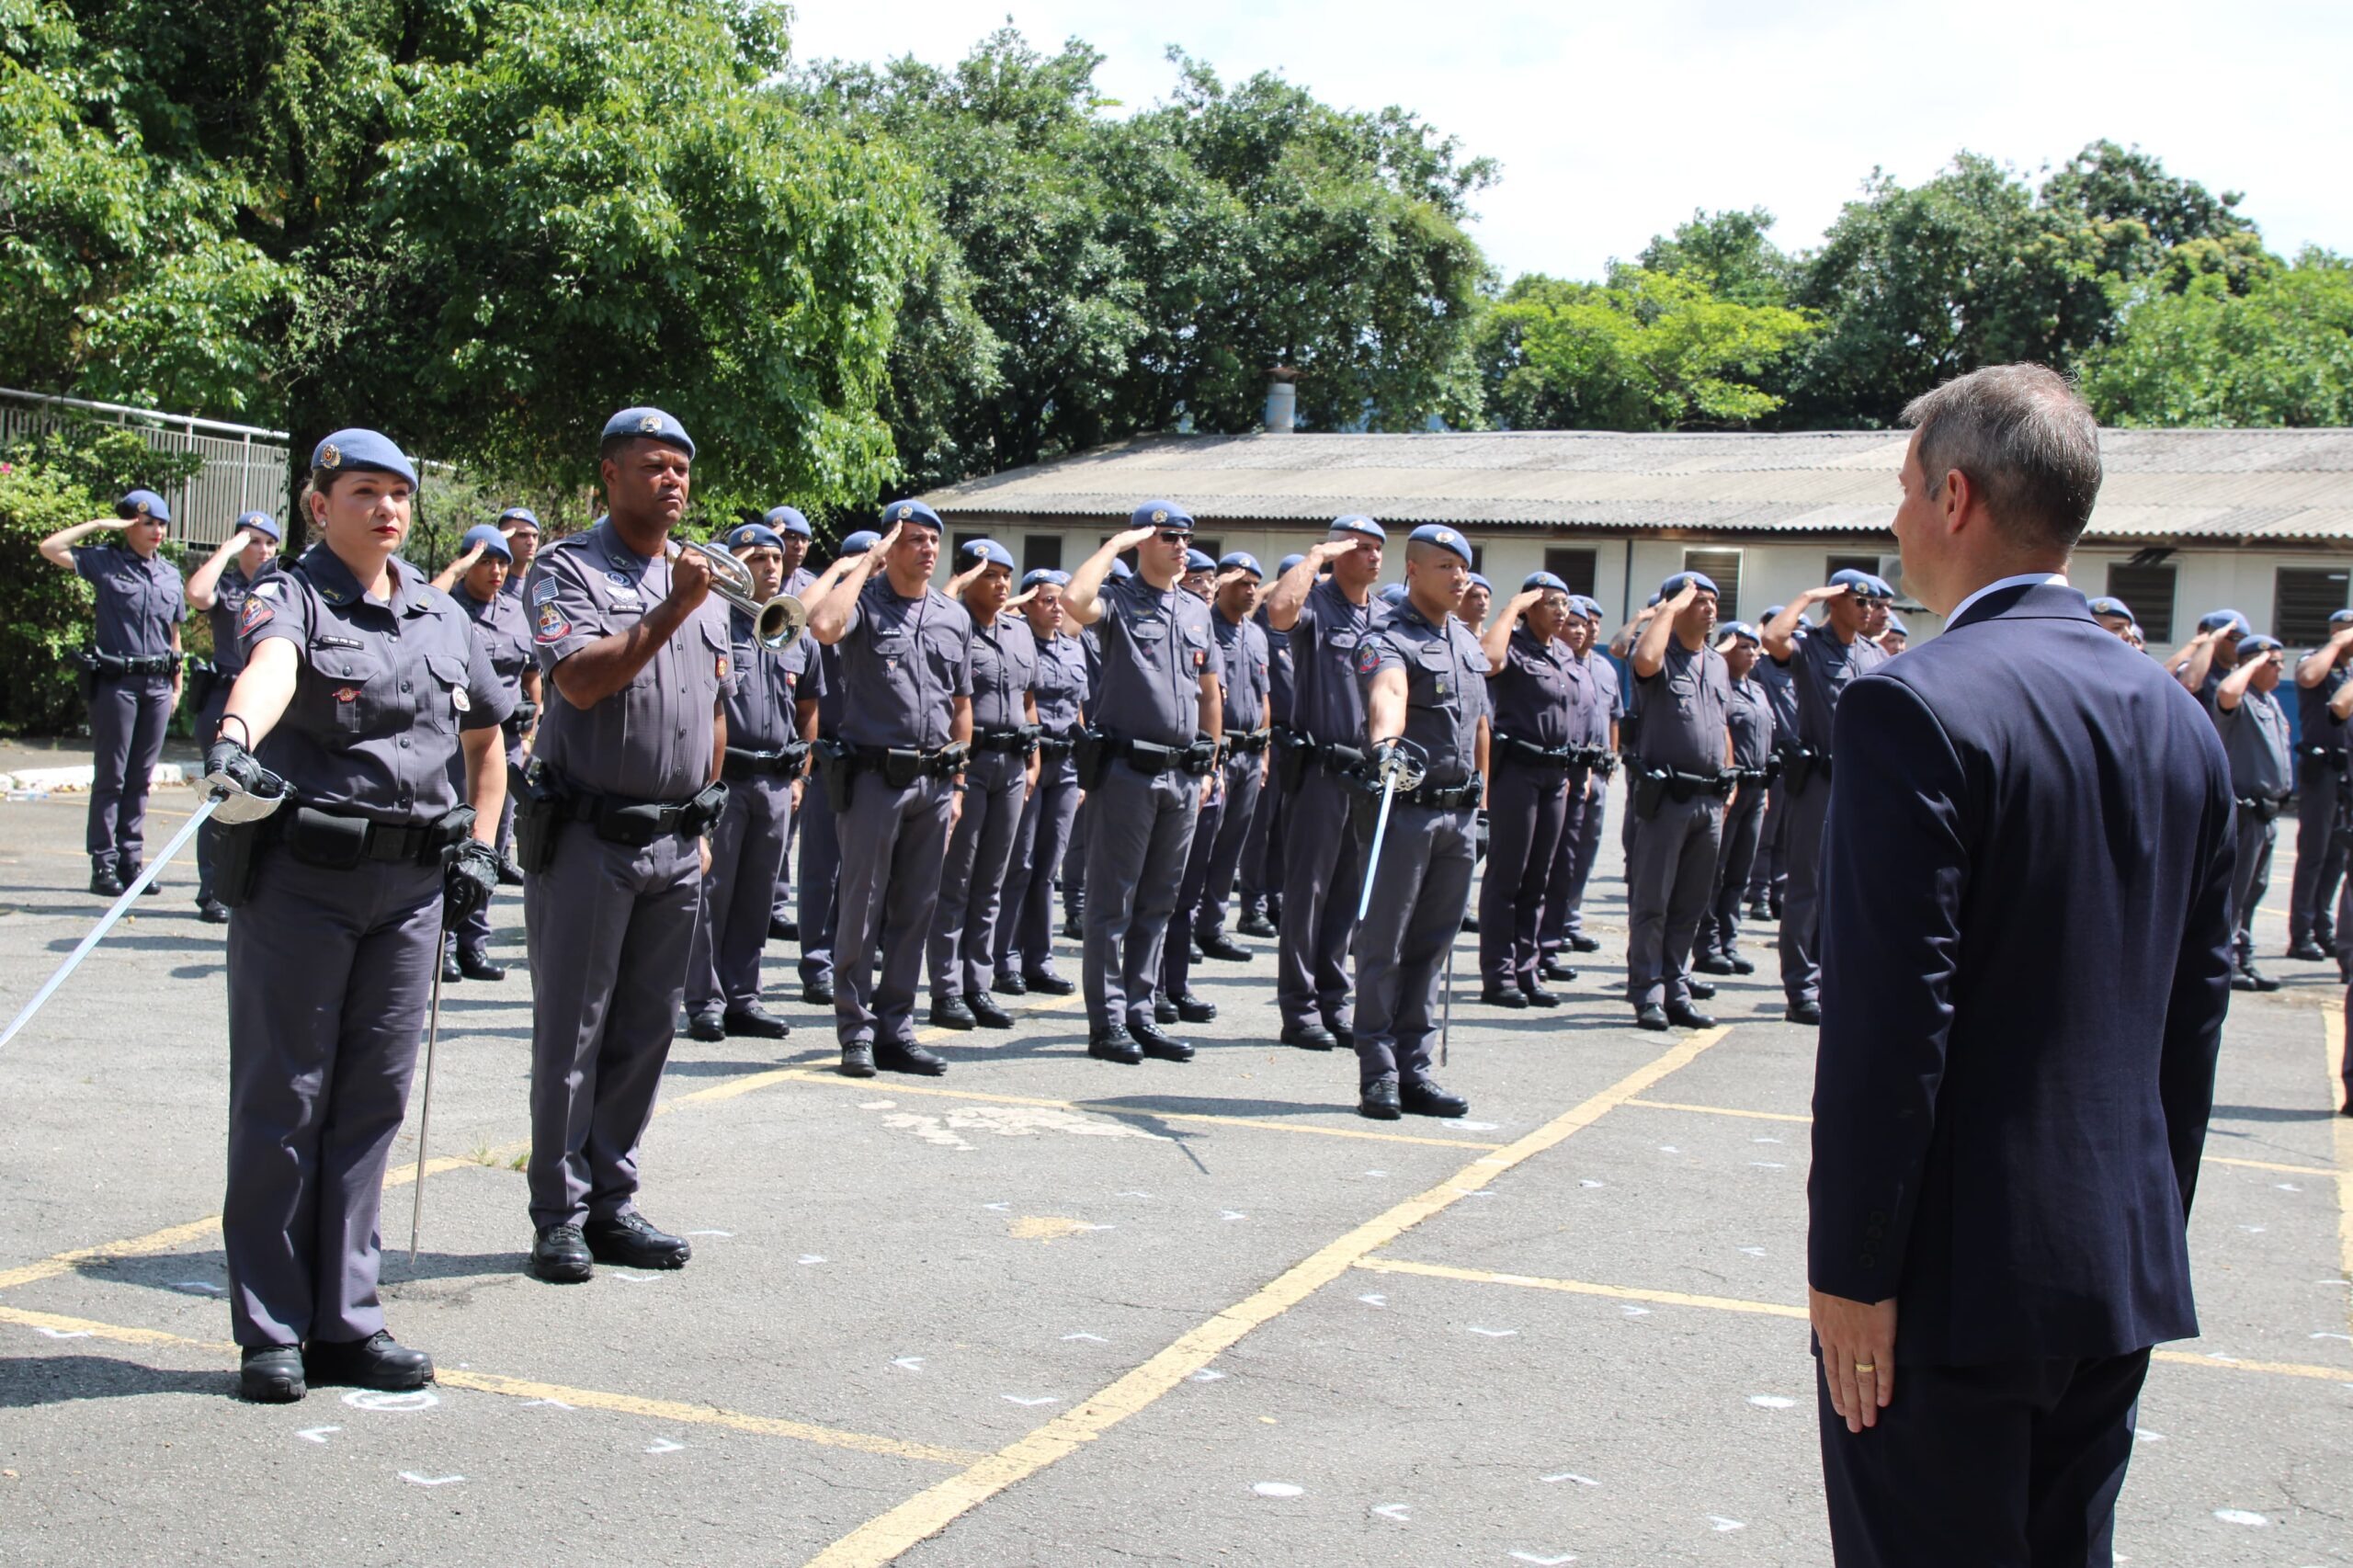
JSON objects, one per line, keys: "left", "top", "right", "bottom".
{"left": 1902, "top": 364, "right": 2102, "bottom": 552}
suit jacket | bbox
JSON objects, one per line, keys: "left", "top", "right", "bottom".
{"left": 1808, "top": 581, "right": 2235, "bottom": 1365}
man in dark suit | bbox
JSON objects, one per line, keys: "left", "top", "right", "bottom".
{"left": 1808, "top": 363, "right": 2236, "bottom": 1567}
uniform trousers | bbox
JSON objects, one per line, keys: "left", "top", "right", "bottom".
{"left": 1001, "top": 760, "right": 1080, "bottom": 982}
{"left": 1159, "top": 790, "right": 1222, "bottom": 1004}
{"left": 687, "top": 771, "right": 793, "bottom": 1017}
{"left": 1545, "top": 776, "right": 1606, "bottom": 950}
{"left": 1619, "top": 772, "right": 1643, "bottom": 885}
{"left": 224, "top": 851, "right": 439, "bottom": 1347}
{"left": 1624, "top": 792, "right": 1723, "bottom": 1010}
{"left": 1277, "top": 766, "right": 1370, "bottom": 1030}
{"left": 929, "top": 751, "right": 1029, "bottom": 1001}
{"left": 1695, "top": 780, "right": 1766, "bottom": 962}
{"left": 1748, "top": 777, "right": 1789, "bottom": 906}
{"left": 1236, "top": 759, "right": 1285, "bottom": 919}
{"left": 85, "top": 671, "right": 173, "bottom": 868}
{"left": 1477, "top": 757, "right": 1571, "bottom": 992}
{"left": 1083, "top": 759, "right": 1202, "bottom": 1031}
{"left": 795, "top": 778, "right": 841, "bottom": 989}
{"left": 1188, "top": 752, "right": 1266, "bottom": 942}
{"left": 1779, "top": 777, "right": 1835, "bottom": 1006}
{"left": 832, "top": 770, "right": 953, "bottom": 1046}
{"left": 1817, "top": 1347, "right": 2150, "bottom": 1568}
{"left": 772, "top": 801, "right": 799, "bottom": 927}
{"left": 524, "top": 827, "right": 699, "bottom": 1229}
{"left": 2229, "top": 807, "right": 2279, "bottom": 970}
{"left": 2288, "top": 758, "right": 2347, "bottom": 946}
{"left": 1063, "top": 797, "right": 1091, "bottom": 926}
{"left": 447, "top": 729, "right": 526, "bottom": 961}
{"left": 1350, "top": 800, "right": 1475, "bottom": 1088}
{"left": 194, "top": 687, "right": 232, "bottom": 903}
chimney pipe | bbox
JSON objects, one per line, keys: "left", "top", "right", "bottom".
{"left": 1264, "top": 367, "right": 1298, "bottom": 434}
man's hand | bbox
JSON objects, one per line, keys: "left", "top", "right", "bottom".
{"left": 949, "top": 787, "right": 966, "bottom": 832}
{"left": 1810, "top": 1287, "right": 1897, "bottom": 1433}
{"left": 1667, "top": 580, "right": 1699, "bottom": 611}
{"left": 1312, "top": 536, "right": 1362, "bottom": 565}
{"left": 699, "top": 835, "right": 713, "bottom": 878}
{"left": 443, "top": 839, "right": 500, "bottom": 922}
{"left": 451, "top": 539, "right": 488, "bottom": 573}
{"left": 667, "top": 541, "right": 714, "bottom": 614}
{"left": 1108, "top": 523, "right": 1158, "bottom": 555}
{"left": 1506, "top": 586, "right": 1544, "bottom": 620}
{"left": 204, "top": 737, "right": 281, "bottom": 799}
{"left": 946, "top": 557, "right": 990, "bottom": 598}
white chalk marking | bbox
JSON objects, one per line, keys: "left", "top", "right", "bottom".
{"left": 1221, "top": 1210, "right": 1248, "bottom": 1221}
{"left": 2275, "top": 1183, "right": 2302, "bottom": 1192}
{"left": 1445, "top": 1119, "right": 1501, "bottom": 1131}
{"left": 798, "top": 1255, "right": 827, "bottom": 1266}
{"left": 1003, "top": 1395, "right": 1058, "bottom": 1406}
{"left": 1750, "top": 1161, "right": 1787, "bottom": 1169}
{"left": 522, "top": 1399, "right": 573, "bottom": 1410}
{"left": 1620, "top": 1304, "right": 1651, "bottom": 1316}
{"left": 1737, "top": 1246, "right": 1767, "bottom": 1256}
{"left": 644, "top": 1437, "right": 684, "bottom": 1454}
{"left": 1579, "top": 1179, "right": 1605, "bottom": 1188}
{"left": 1190, "top": 1369, "right": 1227, "bottom": 1382}
{"left": 1117, "top": 1190, "right": 1154, "bottom": 1199}
{"left": 1508, "top": 1553, "right": 1576, "bottom": 1565}
{"left": 892, "top": 1358, "right": 925, "bottom": 1371}
{"left": 2213, "top": 1509, "right": 2268, "bottom": 1527}
{"left": 342, "top": 1389, "right": 438, "bottom": 1413}
{"left": 1467, "top": 1326, "right": 1518, "bottom": 1337}
{"left": 2136, "top": 1428, "right": 2165, "bottom": 1442}
{"left": 858, "top": 1100, "right": 896, "bottom": 1109}
{"left": 35, "top": 1327, "right": 92, "bottom": 1340}
{"left": 295, "top": 1426, "right": 340, "bottom": 1443}
{"left": 2240, "top": 1225, "right": 2268, "bottom": 1234}
{"left": 983, "top": 1202, "right": 1010, "bottom": 1211}
{"left": 1752, "top": 1135, "right": 1782, "bottom": 1144}
{"left": 171, "top": 1281, "right": 224, "bottom": 1294}
{"left": 686, "top": 1229, "right": 733, "bottom": 1237}
{"left": 2312, "top": 1332, "right": 2353, "bottom": 1343}
{"left": 399, "top": 1471, "right": 463, "bottom": 1487}
{"left": 1252, "top": 1482, "right": 1304, "bottom": 1498}
{"left": 1746, "top": 1395, "right": 1796, "bottom": 1409}
{"left": 1657, "top": 1145, "right": 1680, "bottom": 1154}
{"left": 1372, "top": 1503, "right": 1411, "bottom": 1522}
{"left": 1361, "top": 1171, "right": 1387, "bottom": 1179}
{"left": 1358, "top": 1294, "right": 1387, "bottom": 1307}
{"left": 1542, "top": 1472, "right": 1599, "bottom": 1486}
{"left": 1709, "top": 1517, "right": 1745, "bottom": 1532}
{"left": 610, "top": 1270, "right": 659, "bottom": 1284}
{"left": 1061, "top": 1333, "right": 1109, "bottom": 1343}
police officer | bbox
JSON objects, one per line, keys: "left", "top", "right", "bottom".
{"left": 185, "top": 511, "right": 284, "bottom": 923}
{"left": 795, "top": 529, "right": 878, "bottom": 1006}
{"left": 1350, "top": 525, "right": 1485, "bottom": 1119}
{"left": 1762, "top": 569, "right": 1891, "bottom": 1025}
{"left": 442, "top": 523, "right": 537, "bottom": 982}
{"left": 929, "top": 539, "right": 1039, "bottom": 1030}
{"left": 801, "top": 501, "right": 972, "bottom": 1077}
{"left": 1264, "top": 517, "right": 1389, "bottom": 1051}
{"left": 2086, "top": 594, "right": 2135, "bottom": 641}
{"left": 1879, "top": 613, "right": 1908, "bottom": 656}
{"left": 2211, "top": 635, "right": 2293, "bottom": 991}
{"left": 1461, "top": 572, "right": 1494, "bottom": 636}
{"left": 1165, "top": 551, "right": 1271, "bottom": 1015}
{"left": 1545, "top": 596, "right": 1619, "bottom": 967}
{"left": 496, "top": 507, "right": 540, "bottom": 600}
{"left": 2170, "top": 608, "right": 2250, "bottom": 698}
{"left": 1475, "top": 572, "right": 1583, "bottom": 1008}
{"left": 686, "top": 521, "right": 818, "bottom": 1041}
{"left": 1063, "top": 505, "right": 1222, "bottom": 1063}
{"left": 1625, "top": 574, "right": 1733, "bottom": 1030}
{"left": 1745, "top": 604, "right": 1797, "bottom": 921}
{"left": 1000, "top": 569, "right": 1086, "bottom": 995}
{"left": 1182, "top": 548, "right": 1219, "bottom": 603}
{"left": 2287, "top": 609, "right": 2353, "bottom": 960}
{"left": 1235, "top": 553, "right": 1305, "bottom": 938}
{"left": 1061, "top": 562, "right": 1129, "bottom": 940}
{"left": 204, "top": 428, "right": 511, "bottom": 1402}
{"left": 764, "top": 504, "right": 817, "bottom": 940}
{"left": 1694, "top": 620, "right": 1774, "bottom": 976}
{"left": 38, "top": 489, "right": 186, "bottom": 896}
{"left": 518, "top": 408, "right": 738, "bottom": 1284}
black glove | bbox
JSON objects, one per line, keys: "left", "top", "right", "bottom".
{"left": 204, "top": 737, "right": 284, "bottom": 798}
{"left": 443, "top": 839, "right": 500, "bottom": 920}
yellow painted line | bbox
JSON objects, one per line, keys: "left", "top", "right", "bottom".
{"left": 2148, "top": 1349, "right": 2353, "bottom": 1383}
{"left": 0, "top": 1303, "right": 974, "bottom": 1462}
{"left": 1624, "top": 1097, "right": 1809, "bottom": 1124}
{"left": 799, "top": 1025, "right": 1734, "bottom": 1568}
{"left": 2208, "top": 1154, "right": 2340, "bottom": 1176}
{"left": 770, "top": 1069, "right": 1507, "bottom": 1153}
{"left": 0, "top": 1216, "right": 224, "bottom": 1293}
{"left": 2326, "top": 1009, "right": 2353, "bottom": 1337}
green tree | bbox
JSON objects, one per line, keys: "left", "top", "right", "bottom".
{"left": 1638, "top": 207, "right": 1793, "bottom": 308}
{"left": 2082, "top": 251, "right": 2353, "bottom": 427}
{"left": 1477, "top": 268, "right": 1815, "bottom": 431}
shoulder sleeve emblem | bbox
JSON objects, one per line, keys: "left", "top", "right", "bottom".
{"left": 1356, "top": 640, "right": 1384, "bottom": 676}
{"left": 238, "top": 597, "right": 276, "bottom": 637}
{"left": 535, "top": 601, "right": 572, "bottom": 643}
{"left": 530, "top": 575, "right": 561, "bottom": 606}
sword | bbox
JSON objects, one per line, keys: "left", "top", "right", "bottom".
{"left": 1440, "top": 922, "right": 1457, "bottom": 1068}
{"left": 0, "top": 792, "right": 222, "bottom": 1052}
{"left": 409, "top": 918, "right": 449, "bottom": 1261}
{"left": 1355, "top": 741, "right": 1428, "bottom": 924}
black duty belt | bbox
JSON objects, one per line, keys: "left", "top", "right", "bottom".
{"left": 722, "top": 741, "right": 812, "bottom": 779}
{"left": 1648, "top": 766, "right": 1741, "bottom": 801}
{"left": 973, "top": 725, "right": 1041, "bottom": 756}
{"left": 275, "top": 804, "right": 473, "bottom": 869}
{"left": 552, "top": 778, "right": 729, "bottom": 846}
{"left": 1100, "top": 733, "right": 1218, "bottom": 778}
{"left": 74, "top": 650, "right": 181, "bottom": 677}
{"left": 2235, "top": 793, "right": 2289, "bottom": 824}
{"left": 1314, "top": 739, "right": 1368, "bottom": 776}
{"left": 1402, "top": 776, "right": 1483, "bottom": 810}
{"left": 1495, "top": 732, "right": 1585, "bottom": 770}
{"left": 502, "top": 699, "right": 540, "bottom": 735}
{"left": 1037, "top": 725, "right": 1080, "bottom": 761}
{"left": 2296, "top": 744, "right": 2348, "bottom": 772}
{"left": 851, "top": 743, "right": 968, "bottom": 781}
{"left": 1222, "top": 727, "right": 1273, "bottom": 756}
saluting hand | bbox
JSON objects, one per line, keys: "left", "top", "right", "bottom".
{"left": 1108, "top": 524, "right": 1159, "bottom": 554}
{"left": 1312, "top": 536, "right": 1362, "bottom": 564}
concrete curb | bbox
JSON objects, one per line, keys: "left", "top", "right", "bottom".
{"left": 1, "top": 763, "right": 189, "bottom": 796}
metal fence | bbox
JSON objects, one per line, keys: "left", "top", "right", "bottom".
{"left": 0, "top": 387, "right": 291, "bottom": 549}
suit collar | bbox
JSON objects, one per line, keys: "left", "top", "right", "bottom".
{"left": 1945, "top": 579, "right": 2095, "bottom": 634}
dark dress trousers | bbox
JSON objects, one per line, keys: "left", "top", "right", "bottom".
{"left": 1809, "top": 582, "right": 2235, "bottom": 1567}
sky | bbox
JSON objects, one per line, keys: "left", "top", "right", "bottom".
{"left": 790, "top": 0, "right": 2352, "bottom": 283}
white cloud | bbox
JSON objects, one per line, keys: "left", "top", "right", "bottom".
{"left": 788, "top": 0, "right": 2352, "bottom": 280}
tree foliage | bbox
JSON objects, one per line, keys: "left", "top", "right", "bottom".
{"left": 2083, "top": 251, "right": 2353, "bottom": 427}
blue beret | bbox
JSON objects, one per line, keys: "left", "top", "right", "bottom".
{"left": 1660, "top": 571, "right": 1719, "bottom": 599}
{"left": 1885, "top": 614, "right": 1908, "bottom": 635}
{"left": 2241, "top": 635, "right": 2284, "bottom": 656}
{"left": 117, "top": 489, "right": 171, "bottom": 524}
{"left": 1719, "top": 620, "right": 1760, "bottom": 642}
{"left": 1108, "top": 559, "right": 1133, "bottom": 580}
{"left": 1329, "top": 514, "right": 1386, "bottom": 542}
{"left": 1646, "top": 593, "right": 1663, "bottom": 608}
{"left": 1467, "top": 573, "right": 1493, "bottom": 593}
{"left": 1219, "top": 551, "right": 1263, "bottom": 577}
{"left": 1522, "top": 572, "right": 1569, "bottom": 594}
{"left": 311, "top": 428, "right": 417, "bottom": 488}
{"left": 1184, "top": 549, "right": 1217, "bottom": 574}
{"left": 1131, "top": 500, "right": 1193, "bottom": 531}
{"left": 1278, "top": 553, "right": 1306, "bottom": 574}
{"left": 600, "top": 406, "right": 695, "bottom": 459}
{"left": 234, "top": 510, "right": 280, "bottom": 542}
{"left": 1827, "top": 568, "right": 1885, "bottom": 599}
{"left": 961, "top": 538, "right": 1016, "bottom": 570}
{"left": 1570, "top": 596, "right": 1603, "bottom": 619}
{"left": 1407, "top": 523, "right": 1472, "bottom": 565}
{"left": 497, "top": 506, "right": 540, "bottom": 532}
{"left": 839, "top": 529, "right": 881, "bottom": 554}
{"left": 1378, "top": 582, "right": 1411, "bottom": 605}
{"left": 1762, "top": 604, "right": 1787, "bottom": 621}
{"left": 727, "top": 524, "right": 785, "bottom": 553}
{"left": 2331, "top": 608, "right": 2353, "bottom": 627}
{"left": 1021, "top": 568, "right": 1070, "bottom": 590}
{"left": 762, "top": 506, "right": 813, "bottom": 539}
{"left": 2199, "top": 608, "right": 2251, "bottom": 637}
{"left": 881, "top": 498, "right": 942, "bottom": 533}
{"left": 2086, "top": 596, "right": 2131, "bottom": 619}
{"left": 1868, "top": 575, "right": 1897, "bottom": 599}
{"left": 461, "top": 523, "right": 512, "bottom": 561}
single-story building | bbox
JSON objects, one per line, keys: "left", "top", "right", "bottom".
{"left": 920, "top": 426, "right": 2353, "bottom": 647}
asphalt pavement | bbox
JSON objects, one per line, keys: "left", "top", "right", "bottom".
{"left": 0, "top": 780, "right": 2346, "bottom": 1567}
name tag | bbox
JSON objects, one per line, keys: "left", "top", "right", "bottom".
{"left": 1131, "top": 620, "right": 1167, "bottom": 643}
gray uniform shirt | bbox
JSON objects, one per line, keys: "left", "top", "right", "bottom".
{"left": 1031, "top": 631, "right": 1087, "bottom": 733}
{"left": 75, "top": 544, "right": 185, "bottom": 657}
{"left": 1781, "top": 623, "right": 1889, "bottom": 754}
{"left": 1290, "top": 576, "right": 1387, "bottom": 746}
{"left": 1569, "top": 648, "right": 1620, "bottom": 751}
{"left": 207, "top": 561, "right": 281, "bottom": 678}
{"left": 1634, "top": 638, "right": 1733, "bottom": 775}
{"left": 457, "top": 581, "right": 534, "bottom": 708}
{"left": 726, "top": 608, "right": 819, "bottom": 751}
{"left": 971, "top": 612, "right": 1039, "bottom": 734}
{"left": 2211, "top": 685, "right": 2293, "bottom": 800}
{"left": 1093, "top": 572, "right": 1221, "bottom": 748}
{"left": 1727, "top": 674, "right": 1776, "bottom": 770}
{"left": 525, "top": 518, "right": 741, "bottom": 801}
{"left": 834, "top": 574, "right": 972, "bottom": 750}
{"left": 241, "top": 547, "right": 511, "bottom": 823}
{"left": 1357, "top": 601, "right": 1489, "bottom": 788}
{"left": 1261, "top": 610, "right": 1295, "bottom": 727}
{"left": 2295, "top": 656, "right": 2347, "bottom": 758}
{"left": 1214, "top": 608, "right": 1270, "bottom": 734}
{"left": 1757, "top": 649, "right": 1800, "bottom": 744}
{"left": 1488, "top": 628, "right": 1580, "bottom": 748}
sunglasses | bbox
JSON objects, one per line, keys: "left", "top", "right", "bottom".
{"left": 1157, "top": 530, "right": 1193, "bottom": 543}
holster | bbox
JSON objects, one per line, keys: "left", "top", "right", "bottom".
{"left": 182, "top": 659, "right": 220, "bottom": 715}
{"left": 1631, "top": 768, "right": 1668, "bottom": 821}
{"left": 1179, "top": 736, "right": 1218, "bottom": 778}
{"left": 504, "top": 699, "right": 540, "bottom": 738}
{"left": 815, "top": 738, "right": 856, "bottom": 814}
{"left": 2236, "top": 794, "right": 2284, "bottom": 825}
{"left": 1272, "top": 726, "right": 1312, "bottom": 793}
{"left": 212, "top": 814, "right": 269, "bottom": 908}
{"left": 511, "top": 759, "right": 565, "bottom": 873}
{"left": 1073, "top": 727, "right": 1109, "bottom": 790}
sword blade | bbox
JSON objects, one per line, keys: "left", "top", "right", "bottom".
{"left": 409, "top": 938, "right": 448, "bottom": 1261}
{"left": 0, "top": 792, "right": 222, "bottom": 1053}
{"left": 1357, "top": 768, "right": 1401, "bottom": 925}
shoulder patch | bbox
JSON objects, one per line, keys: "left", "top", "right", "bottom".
{"left": 238, "top": 597, "right": 276, "bottom": 637}
{"left": 253, "top": 579, "right": 286, "bottom": 600}
{"left": 530, "top": 575, "right": 561, "bottom": 606}
{"left": 535, "top": 601, "right": 572, "bottom": 643}
{"left": 1356, "top": 640, "right": 1385, "bottom": 676}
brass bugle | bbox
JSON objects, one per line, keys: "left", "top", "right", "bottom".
{"left": 670, "top": 538, "right": 806, "bottom": 649}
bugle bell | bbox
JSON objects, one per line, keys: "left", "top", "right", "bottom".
{"left": 669, "top": 538, "right": 806, "bottom": 649}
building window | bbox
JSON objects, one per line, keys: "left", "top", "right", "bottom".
{"left": 1683, "top": 548, "right": 1742, "bottom": 620}
{"left": 2275, "top": 565, "right": 2351, "bottom": 648}
{"left": 1542, "top": 547, "right": 1597, "bottom": 598}
{"left": 1192, "top": 537, "right": 1222, "bottom": 564}
{"left": 2105, "top": 562, "right": 2176, "bottom": 643}
{"left": 1824, "top": 552, "right": 1878, "bottom": 581}
{"left": 1022, "top": 535, "right": 1063, "bottom": 574}
{"left": 1469, "top": 543, "right": 1485, "bottom": 574}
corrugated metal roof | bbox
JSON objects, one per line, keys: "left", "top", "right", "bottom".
{"left": 922, "top": 428, "right": 2353, "bottom": 542}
